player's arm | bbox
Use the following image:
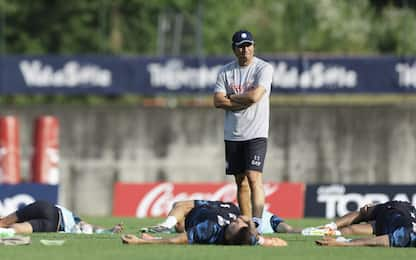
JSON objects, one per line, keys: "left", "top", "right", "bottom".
{"left": 121, "top": 233, "right": 188, "bottom": 245}
{"left": 213, "top": 92, "right": 251, "bottom": 111}
{"left": 315, "top": 235, "right": 390, "bottom": 247}
{"left": 228, "top": 86, "right": 266, "bottom": 106}
{"left": 258, "top": 235, "right": 288, "bottom": 247}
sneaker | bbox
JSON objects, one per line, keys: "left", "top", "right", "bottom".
{"left": 140, "top": 225, "right": 174, "bottom": 233}
{"left": 0, "top": 235, "right": 31, "bottom": 246}
{"left": 301, "top": 226, "right": 341, "bottom": 236}
{"left": 0, "top": 228, "right": 15, "bottom": 238}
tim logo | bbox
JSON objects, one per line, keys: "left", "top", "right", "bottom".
{"left": 251, "top": 155, "right": 261, "bottom": 167}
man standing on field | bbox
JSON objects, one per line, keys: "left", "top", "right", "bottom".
{"left": 213, "top": 29, "right": 273, "bottom": 233}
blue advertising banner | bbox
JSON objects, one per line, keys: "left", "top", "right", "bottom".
{"left": 304, "top": 184, "right": 416, "bottom": 218}
{"left": 0, "top": 184, "right": 58, "bottom": 215}
{"left": 0, "top": 55, "right": 415, "bottom": 95}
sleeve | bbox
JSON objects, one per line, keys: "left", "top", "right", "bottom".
{"left": 389, "top": 227, "right": 411, "bottom": 247}
{"left": 186, "top": 220, "right": 221, "bottom": 244}
{"left": 214, "top": 68, "right": 227, "bottom": 94}
{"left": 256, "top": 64, "right": 273, "bottom": 92}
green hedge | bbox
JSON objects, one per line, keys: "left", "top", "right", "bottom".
{"left": 1, "top": 0, "right": 415, "bottom": 56}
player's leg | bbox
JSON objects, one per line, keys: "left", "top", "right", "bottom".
{"left": 8, "top": 222, "right": 33, "bottom": 233}
{"left": 302, "top": 210, "right": 363, "bottom": 236}
{"left": 141, "top": 200, "right": 195, "bottom": 233}
{"left": 1, "top": 200, "right": 55, "bottom": 227}
{"left": 245, "top": 138, "right": 267, "bottom": 232}
{"left": 1, "top": 200, "right": 58, "bottom": 234}
{"left": 261, "top": 210, "right": 301, "bottom": 234}
{"left": 246, "top": 170, "right": 264, "bottom": 231}
{"left": 0, "top": 212, "right": 19, "bottom": 237}
{"left": 332, "top": 211, "right": 362, "bottom": 229}
{"left": 168, "top": 200, "right": 194, "bottom": 232}
{"left": 225, "top": 140, "right": 251, "bottom": 217}
{"left": 302, "top": 204, "right": 377, "bottom": 236}
{"left": 338, "top": 223, "right": 374, "bottom": 235}
{"left": 331, "top": 204, "right": 377, "bottom": 235}
{"left": 0, "top": 213, "right": 18, "bottom": 227}
{"left": 234, "top": 175, "right": 252, "bottom": 217}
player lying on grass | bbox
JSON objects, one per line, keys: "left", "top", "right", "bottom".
{"left": 0, "top": 200, "right": 123, "bottom": 236}
{"left": 309, "top": 200, "right": 416, "bottom": 247}
{"left": 303, "top": 200, "right": 416, "bottom": 238}
{"left": 140, "top": 200, "right": 301, "bottom": 234}
{"left": 122, "top": 200, "right": 287, "bottom": 247}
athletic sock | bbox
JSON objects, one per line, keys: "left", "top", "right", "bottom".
{"left": 161, "top": 216, "right": 178, "bottom": 228}
{"left": 252, "top": 217, "right": 263, "bottom": 234}
{"left": 324, "top": 222, "right": 338, "bottom": 230}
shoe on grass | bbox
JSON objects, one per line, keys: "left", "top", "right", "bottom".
{"left": 301, "top": 226, "right": 341, "bottom": 236}
{"left": 140, "top": 225, "right": 175, "bottom": 233}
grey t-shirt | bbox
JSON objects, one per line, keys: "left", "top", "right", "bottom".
{"left": 214, "top": 57, "right": 273, "bottom": 141}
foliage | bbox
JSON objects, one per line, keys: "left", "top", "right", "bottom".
{"left": 0, "top": 0, "right": 415, "bottom": 56}
{"left": 0, "top": 0, "right": 415, "bottom": 105}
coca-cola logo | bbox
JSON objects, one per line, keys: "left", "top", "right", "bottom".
{"left": 135, "top": 183, "right": 278, "bottom": 217}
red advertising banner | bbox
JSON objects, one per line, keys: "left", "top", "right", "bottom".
{"left": 113, "top": 182, "right": 305, "bottom": 218}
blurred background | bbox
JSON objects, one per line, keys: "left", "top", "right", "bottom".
{"left": 0, "top": 0, "right": 415, "bottom": 218}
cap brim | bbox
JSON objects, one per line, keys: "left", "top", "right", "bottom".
{"left": 234, "top": 40, "right": 254, "bottom": 47}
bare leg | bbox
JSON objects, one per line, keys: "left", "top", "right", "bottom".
{"left": 9, "top": 223, "right": 33, "bottom": 234}
{"left": 339, "top": 223, "right": 373, "bottom": 235}
{"left": 159, "top": 200, "right": 194, "bottom": 232}
{"left": 334, "top": 211, "right": 362, "bottom": 228}
{"left": 335, "top": 204, "right": 375, "bottom": 229}
{"left": 0, "top": 213, "right": 18, "bottom": 227}
{"left": 276, "top": 222, "right": 302, "bottom": 233}
{"left": 246, "top": 171, "right": 264, "bottom": 219}
{"left": 234, "top": 175, "right": 251, "bottom": 217}
{"left": 168, "top": 200, "right": 195, "bottom": 224}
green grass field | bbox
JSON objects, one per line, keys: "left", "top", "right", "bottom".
{"left": 1, "top": 217, "right": 413, "bottom": 260}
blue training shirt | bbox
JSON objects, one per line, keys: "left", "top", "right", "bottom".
{"left": 374, "top": 204, "right": 416, "bottom": 247}
{"left": 185, "top": 200, "right": 240, "bottom": 245}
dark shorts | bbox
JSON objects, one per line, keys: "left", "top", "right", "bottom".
{"left": 225, "top": 138, "right": 267, "bottom": 175}
{"left": 15, "top": 200, "right": 60, "bottom": 232}
{"left": 363, "top": 201, "right": 414, "bottom": 236}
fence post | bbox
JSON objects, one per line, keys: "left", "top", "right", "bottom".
{"left": 0, "top": 116, "right": 21, "bottom": 184}
{"left": 31, "top": 116, "right": 60, "bottom": 184}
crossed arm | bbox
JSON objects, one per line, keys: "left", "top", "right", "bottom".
{"left": 213, "top": 86, "right": 266, "bottom": 111}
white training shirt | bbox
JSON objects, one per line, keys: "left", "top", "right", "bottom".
{"left": 55, "top": 205, "right": 78, "bottom": 233}
{"left": 214, "top": 57, "right": 273, "bottom": 141}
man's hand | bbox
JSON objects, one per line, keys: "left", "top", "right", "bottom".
{"left": 121, "top": 234, "right": 144, "bottom": 244}
{"left": 315, "top": 236, "right": 340, "bottom": 246}
{"left": 261, "top": 237, "right": 288, "bottom": 247}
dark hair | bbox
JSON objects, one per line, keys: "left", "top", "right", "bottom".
{"left": 225, "top": 226, "right": 254, "bottom": 246}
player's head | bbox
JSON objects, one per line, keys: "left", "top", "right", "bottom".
{"left": 231, "top": 30, "right": 255, "bottom": 65}
{"left": 231, "top": 30, "right": 255, "bottom": 49}
{"left": 224, "top": 216, "right": 257, "bottom": 245}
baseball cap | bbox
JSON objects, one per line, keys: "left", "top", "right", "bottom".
{"left": 232, "top": 30, "right": 255, "bottom": 47}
